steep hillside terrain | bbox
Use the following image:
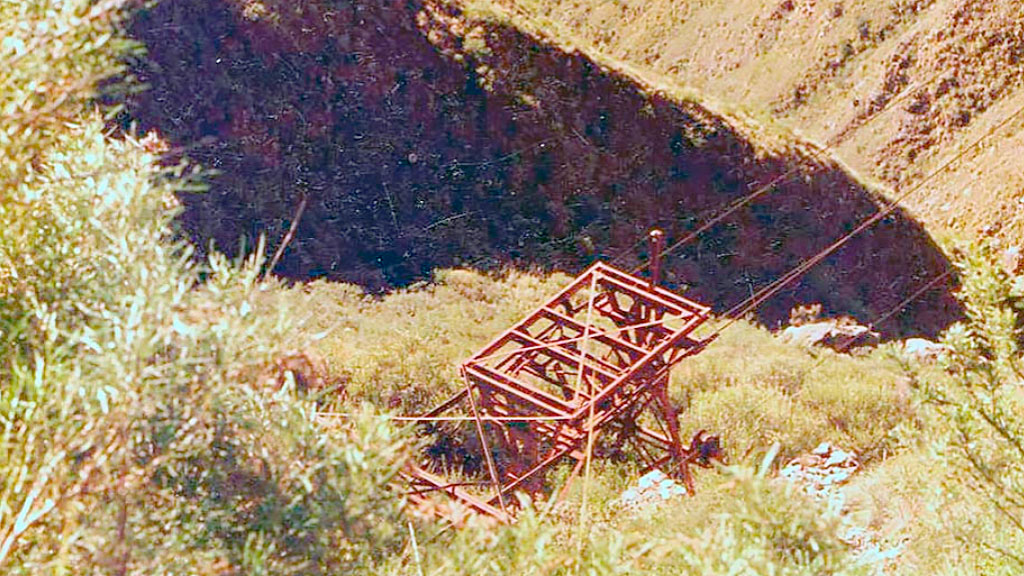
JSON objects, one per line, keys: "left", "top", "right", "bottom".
{"left": 500, "top": 0, "right": 1024, "bottom": 245}
{"left": 114, "top": 0, "right": 959, "bottom": 335}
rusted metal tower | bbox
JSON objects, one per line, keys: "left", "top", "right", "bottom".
{"left": 405, "top": 236, "right": 718, "bottom": 522}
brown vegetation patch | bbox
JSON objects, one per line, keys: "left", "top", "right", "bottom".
{"left": 113, "top": 0, "right": 960, "bottom": 336}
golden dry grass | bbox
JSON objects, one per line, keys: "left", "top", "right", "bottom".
{"left": 488, "top": 0, "right": 1024, "bottom": 247}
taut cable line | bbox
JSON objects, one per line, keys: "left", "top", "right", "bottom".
{"left": 709, "top": 97, "right": 1024, "bottom": 339}
{"left": 616, "top": 67, "right": 947, "bottom": 274}
{"left": 825, "top": 269, "right": 956, "bottom": 358}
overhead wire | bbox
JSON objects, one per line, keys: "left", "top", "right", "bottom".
{"left": 698, "top": 93, "right": 1024, "bottom": 345}
{"left": 575, "top": 274, "right": 600, "bottom": 554}
{"left": 821, "top": 268, "right": 956, "bottom": 359}
{"left": 329, "top": 22, "right": 1006, "bottom": 527}
{"left": 752, "top": 267, "right": 957, "bottom": 449}
{"left": 724, "top": 98, "right": 1024, "bottom": 328}
{"left": 611, "top": 67, "right": 948, "bottom": 274}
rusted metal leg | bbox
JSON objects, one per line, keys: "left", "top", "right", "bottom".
{"left": 679, "top": 459, "right": 695, "bottom": 495}
{"left": 653, "top": 375, "right": 695, "bottom": 494}
{"left": 554, "top": 449, "right": 589, "bottom": 505}
{"left": 463, "top": 371, "right": 510, "bottom": 519}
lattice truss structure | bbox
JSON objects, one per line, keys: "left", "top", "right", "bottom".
{"left": 404, "top": 262, "right": 717, "bottom": 523}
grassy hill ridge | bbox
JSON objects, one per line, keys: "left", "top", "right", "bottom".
{"left": 496, "top": 0, "right": 1024, "bottom": 245}
{"left": 116, "top": 0, "right": 959, "bottom": 335}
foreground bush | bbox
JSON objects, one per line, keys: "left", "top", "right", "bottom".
{"left": 379, "top": 459, "right": 865, "bottom": 576}
{"left": 665, "top": 464, "right": 866, "bottom": 576}
{"left": 0, "top": 2, "right": 407, "bottom": 572}
{"left": 920, "top": 243, "right": 1024, "bottom": 572}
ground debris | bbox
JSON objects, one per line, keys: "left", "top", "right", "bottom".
{"left": 779, "top": 304, "right": 880, "bottom": 352}
{"left": 780, "top": 442, "right": 905, "bottom": 574}
{"left": 780, "top": 441, "right": 859, "bottom": 504}
{"left": 615, "top": 469, "right": 688, "bottom": 513}
{"left": 900, "top": 337, "right": 950, "bottom": 363}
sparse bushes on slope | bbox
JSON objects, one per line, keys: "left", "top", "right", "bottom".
{"left": 306, "top": 269, "right": 570, "bottom": 413}
{"left": 0, "top": 2, "right": 916, "bottom": 573}
{"left": 374, "top": 464, "right": 866, "bottom": 576}
{"left": 676, "top": 321, "right": 915, "bottom": 466}
{"left": 657, "top": 464, "right": 868, "bottom": 576}
{"left": 388, "top": 503, "right": 637, "bottom": 576}
{"left": 305, "top": 268, "right": 910, "bottom": 574}
{"left": 312, "top": 267, "right": 917, "bottom": 468}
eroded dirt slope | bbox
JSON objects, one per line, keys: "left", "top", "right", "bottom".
{"left": 504, "top": 0, "right": 1024, "bottom": 244}
{"left": 114, "top": 0, "right": 959, "bottom": 335}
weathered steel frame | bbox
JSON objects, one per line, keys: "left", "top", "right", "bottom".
{"left": 405, "top": 262, "right": 715, "bottom": 523}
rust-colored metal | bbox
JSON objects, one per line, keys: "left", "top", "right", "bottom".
{"left": 648, "top": 229, "right": 665, "bottom": 290}
{"left": 404, "top": 260, "right": 718, "bottom": 523}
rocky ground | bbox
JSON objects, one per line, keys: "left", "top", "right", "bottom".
{"left": 780, "top": 443, "right": 906, "bottom": 574}
{"left": 616, "top": 442, "right": 906, "bottom": 574}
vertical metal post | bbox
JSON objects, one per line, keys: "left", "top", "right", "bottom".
{"left": 462, "top": 369, "right": 510, "bottom": 521}
{"left": 649, "top": 229, "right": 665, "bottom": 289}
{"left": 654, "top": 380, "right": 694, "bottom": 494}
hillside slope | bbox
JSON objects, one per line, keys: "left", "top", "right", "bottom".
{"left": 500, "top": 0, "right": 1024, "bottom": 245}
{"left": 115, "top": 0, "right": 959, "bottom": 335}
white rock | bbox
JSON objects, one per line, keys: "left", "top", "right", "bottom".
{"left": 812, "top": 442, "right": 833, "bottom": 456}
{"left": 780, "top": 319, "right": 879, "bottom": 351}
{"left": 781, "top": 323, "right": 835, "bottom": 347}
{"left": 902, "top": 338, "right": 950, "bottom": 362}
{"left": 637, "top": 470, "right": 665, "bottom": 489}
{"left": 616, "top": 469, "right": 686, "bottom": 512}
{"left": 825, "top": 449, "right": 855, "bottom": 468}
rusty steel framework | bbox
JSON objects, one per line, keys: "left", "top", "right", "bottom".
{"left": 404, "top": 256, "right": 718, "bottom": 523}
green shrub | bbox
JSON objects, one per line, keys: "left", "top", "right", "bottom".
{"left": 676, "top": 321, "right": 912, "bottom": 465}
{"left": 0, "top": 2, "right": 409, "bottom": 572}
{"left": 0, "top": 0, "right": 138, "bottom": 188}
{"left": 394, "top": 501, "right": 637, "bottom": 576}
{"left": 665, "top": 465, "right": 866, "bottom": 576}
{"left": 918, "top": 242, "right": 1024, "bottom": 572}
{"left": 308, "top": 269, "right": 568, "bottom": 412}
{"left": 798, "top": 358, "right": 912, "bottom": 461}
{"left": 687, "top": 383, "right": 829, "bottom": 463}
{"left": 577, "top": 456, "right": 867, "bottom": 576}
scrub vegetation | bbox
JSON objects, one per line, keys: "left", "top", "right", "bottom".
{"left": 3, "top": 0, "right": 1024, "bottom": 574}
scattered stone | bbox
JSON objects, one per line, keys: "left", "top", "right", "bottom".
{"left": 1002, "top": 245, "right": 1023, "bottom": 274}
{"left": 780, "top": 442, "right": 859, "bottom": 504}
{"left": 780, "top": 443, "right": 904, "bottom": 574}
{"left": 779, "top": 320, "right": 879, "bottom": 352}
{"left": 780, "top": 303, "right": 879, "bottom": 352}
{"left": 781, "top": 322, "right": 834, "bottom": 346}
{"left": 980, "top": 222, "right": 1002, "bottom": 237}
{"left": 812, "top": 441, "right": 832, "bottom": 456}
{"left": 616, "top": 469, "right": 687, "bottom": 513}
{"left": 856, "top": 539, "right": 908, "bottom": 570}
{"left": 900, "top": 338, "right": 950, "bottom": 363}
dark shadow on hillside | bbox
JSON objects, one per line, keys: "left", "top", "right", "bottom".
{"left": 112, "top": 0, "right": 962, "bottom": 337}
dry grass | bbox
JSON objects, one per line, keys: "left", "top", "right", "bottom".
{"left": 489, "top": 0, "right": 1024, "bottom": 246}
{"left": 294, "top": 264, "right": 1024, "bottom": 572}
{"left": 302, "top": 268, "right": 913, "bottom": 465}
